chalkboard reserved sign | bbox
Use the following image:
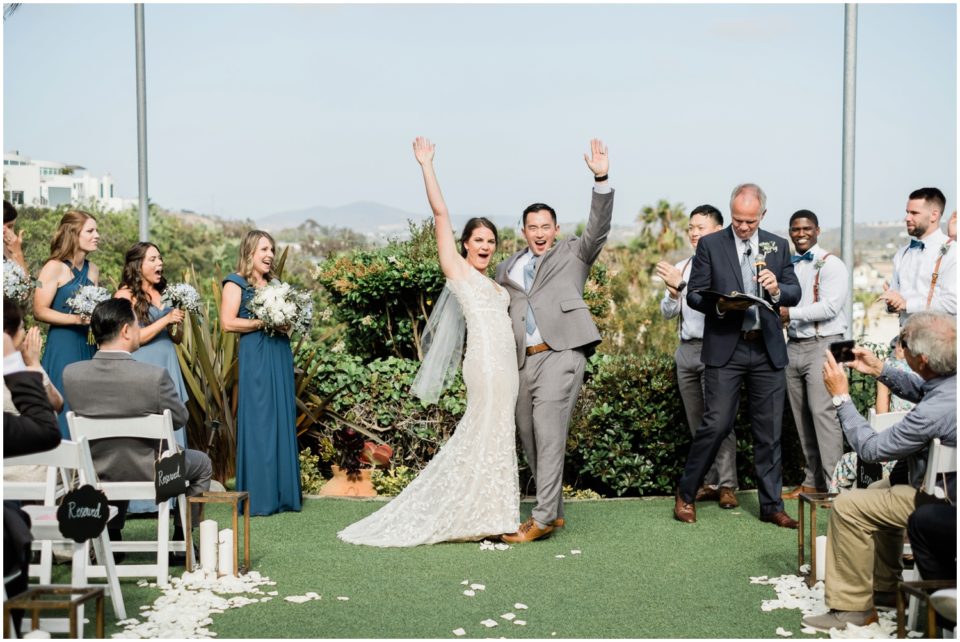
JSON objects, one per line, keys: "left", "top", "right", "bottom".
{"left": 155, "top": 450, "right": 190, "bottom": 502}
{"left": 57, "top": 485, "right": 109, "bottom": 542}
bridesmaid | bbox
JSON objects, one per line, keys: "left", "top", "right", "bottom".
{"left": 34, "top": 210, "right": 100, "bottom": 437}
{"left": 221, "top": 230, "right": 301, "bottom": 516}
{"left": 115, "top": 242, "right": 188, "bottom": 514}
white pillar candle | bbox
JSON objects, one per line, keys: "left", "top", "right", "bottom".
{"left": 218, "top": 528, "right": 235, "bottom": 577}
{"left": 815, "top": 535, "right": 827, "bottom": 581}
{"left": 199, "top": 519, "right": 218, "bottom": 573}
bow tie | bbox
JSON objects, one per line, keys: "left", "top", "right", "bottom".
{"left": 909, "top": 239, "right": 925, "bottom": 251}
{"left": 791, "top": 251, "right": 814, "bottom": 264}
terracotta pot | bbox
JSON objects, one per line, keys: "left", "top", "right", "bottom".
{"left": 319, "top": 465, "right": 377, "bottom": 498}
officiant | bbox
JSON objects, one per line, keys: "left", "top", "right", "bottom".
{"left": 673, "top": 183, "right": 801, "bottom": 529}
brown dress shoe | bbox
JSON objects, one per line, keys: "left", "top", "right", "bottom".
{"left": 695, "top": 486, "right": 720, "bottom": 502}
{"left": 782, "top": 485, "right": 819, "bottom": 500}
{"left": 501, "top": 517, "right": 554, "bottom": 543}
{"left": 674, "top": 492, "right": 696, "bottom": 523}
{"left": 760, "top": 511, "right": 799, "bottom": 529}
{"left": 718, "top": 487, "right": 739, "bottom": 509}
{"left": 552, "top": 518, "right": 565, "bottom": 528}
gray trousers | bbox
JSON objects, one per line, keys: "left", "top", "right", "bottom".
{"left": 516, "top": 348, "right": 587, "bottom": 527}
{"left": 786, "top": 335, "right": 845, "bottom": 490}
{"left": 675, "top": 341, "right": 738, "bottom": 488}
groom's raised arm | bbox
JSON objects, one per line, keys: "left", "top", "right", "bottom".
{"left": 578, "top": 139, "right": 614, "bottom": 266}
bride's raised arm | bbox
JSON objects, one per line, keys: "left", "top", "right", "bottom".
{"left": 413, "top": 137, "right": 469, "bottom": 280}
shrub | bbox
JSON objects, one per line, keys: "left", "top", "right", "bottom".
{"left": 299, "top": 448, "right": 327, "bottom": 495}
{"left": 371, "top": 465, "right": 417, "bottom": 496}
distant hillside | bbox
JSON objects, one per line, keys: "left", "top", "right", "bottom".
{"left": 257, "top": 201, "right": 424, "bottom": 235}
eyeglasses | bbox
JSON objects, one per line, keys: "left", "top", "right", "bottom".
{"left": 899, "top": 333, "right": 909, "bottom": 352}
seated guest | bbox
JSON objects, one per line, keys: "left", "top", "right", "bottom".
{"left": 803, "top": 311, "right": 956, "bottom": 632}
{"left": 62, "top": 298, "right": 212, "bottom": 548}
{"left": 4, "top": 303, "right": 62, "bottom": 635}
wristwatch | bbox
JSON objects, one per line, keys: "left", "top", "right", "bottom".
{"left": 831, "top": 394, "right": 851, "bottom": 407}
{"left": 676, "top": 280, "right": 687, "bottom": 293}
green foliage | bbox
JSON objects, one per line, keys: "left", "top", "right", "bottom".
{"left": 299, "top": 448, "right": 327, "bottom": 495}
{"left": 562, "top": 485, "right": 601, "bottom": 500}
{"left": 370, "top": 465, "right": 417, "bottom": 496}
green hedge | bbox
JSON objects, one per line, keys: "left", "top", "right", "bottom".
{"left": 304, "top": 347, "right": 879, "bottom": 497}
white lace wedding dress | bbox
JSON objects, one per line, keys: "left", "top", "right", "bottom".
{"left": 338, "top": 268, "right": 520, "bottom": 547}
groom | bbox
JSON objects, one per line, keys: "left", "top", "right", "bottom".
{"left": 496, "top": 139, "right": 614, "bottom": 543}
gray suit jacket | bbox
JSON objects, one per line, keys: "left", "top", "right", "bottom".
{"left": 62, "top": 351, "right": 189, "bottom": 482}
{"left": 496, "top": 188, "right": 614, "bottom": 367}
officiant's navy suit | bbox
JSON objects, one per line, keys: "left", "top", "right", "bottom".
{"left": 678, "top": 226, "right": 801, "bottom": 517}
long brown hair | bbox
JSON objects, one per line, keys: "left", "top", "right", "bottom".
{"left": 48, "top": 210, "right": 96, "bottom": 263}
{"left": 121, "top": 242, "right": 166, "bottom": 325}
{"left": 236, "top": 230, "right": 276, "bottom": 282}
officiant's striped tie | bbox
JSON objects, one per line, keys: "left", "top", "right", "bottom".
{"left": 740, "top": 240, "right": 758, "bottom": 331}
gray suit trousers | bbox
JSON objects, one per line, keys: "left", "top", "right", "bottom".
{"left": 675, "top": 341, "right": 738, "bottom": 488}
{"left": 516, "top": 348, "right": 587, "bottom": 527}
{"left": 785, "top": 335, "right": 845, "bottom": 489}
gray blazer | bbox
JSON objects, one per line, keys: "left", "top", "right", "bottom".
{"left": 496, "top": 188, "right": 614, "bottom": 368}
{"left": 62, "top": 351, "right": 189, "bottom": 482}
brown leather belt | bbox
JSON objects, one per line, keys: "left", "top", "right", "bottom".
{"left": 740, "top": 330, "right": 762, "bottom": 342}
{"left": 526, "top": 343, "right": 551, "bottom": 356}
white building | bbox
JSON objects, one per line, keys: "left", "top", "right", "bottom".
{"left": 3, "top": 150, "right": 132, "bottom": 211}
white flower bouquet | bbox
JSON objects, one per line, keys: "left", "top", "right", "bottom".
{"left": 65, "top": 285, "right": 111, "bottom": 319}
{"left": 3, "top": 259, "right": 34, "bottom": 304}
{"left": 161, "top": 283, "right": 203, "bottom": 315}
{"left": 247, "top": 281, "right": 313, "bottom": 336}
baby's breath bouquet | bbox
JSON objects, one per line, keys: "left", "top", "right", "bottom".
{"left": 65, "top": 285, "right": 111, "bottom": 320}
{"left": 161, "top": 283, "right": 203, "bottom": 315}
{"left": 65, "top": 285, "right": 110, "bottom": 343}
{"left": 248, "top": 281, "right": 313, "bottom": 336}
{"left": 3, "top": 259, "right": 34, "bottom": 304}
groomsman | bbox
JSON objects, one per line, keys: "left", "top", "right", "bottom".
{"left": 657, "top": 205, "right": 739, "bottom": 508}
{"left": 880, "top": 187, "right": 956, "bottom": 324}
{"left": 779, "top": 210, "right": 849, "bottom": 497}
{"left": 674, "top": 183, "right": 801, "bottom": 528}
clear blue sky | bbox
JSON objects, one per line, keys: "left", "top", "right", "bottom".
{"left": 3, "top": 3, "right": 956, "bottom": 231}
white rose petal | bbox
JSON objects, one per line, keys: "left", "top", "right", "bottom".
{"left": 480, "top": 619, "right": 498, "bottom": 628}
{"left": 285, "top": 596, "right": 311, "bottom": 603}
{"left": 305, "top": 592, "right": 320, "bottom": 599}
{"left": 337, "top": 596, "right": 350, "bottom": 601}
{"left": 775, "top": 627, "right": 793, "bottom": 637}
{"left": 800, "top": 627, "right": 818, "bottom": 635}
{"left": 514, "top": 603, "right": 528, "bottom": 610}
{"left": 470, "top": 583, "right": 485, "bottom": 591}
{"left": 452, "top": 628, "right": 466, "bottom": 636}
{"left": 555, "top": 554, "right": 565, "bottom": 559}
{"left": 461, "top": 580, "right": 470, "bottom": 585}
{"left": 501, "top": 613, "right": 516, "bottom": 621}
{"left": 514, "top": 620, "right": 527, "bottom": 626}
{"left": 463, "top": 590, "right": 476, "bottom": 597}
{"left": 570, "top": 550, "right": 581, "bottom": 555}
{"left": 494, "top": 543, "right": 510, "bottom": 550}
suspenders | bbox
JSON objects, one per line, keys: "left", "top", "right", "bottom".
{"left": 678, "top": 257, "right": 693, "bottom": 336}
{"left": 927, "top": 240, "right": 953, "bottom": 309}
{"left": 812, "top": 253, "right": 832, "bottom": 337}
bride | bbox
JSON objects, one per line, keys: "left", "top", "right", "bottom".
{"left": 337, "top": 137, "right": 520, "bottom": 547}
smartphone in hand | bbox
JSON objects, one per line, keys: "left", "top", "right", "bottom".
{"left": 829, "top": 339, "right": 856, "bottom": 363}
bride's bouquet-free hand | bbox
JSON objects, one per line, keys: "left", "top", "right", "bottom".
{"left": 65, "top": 285, "right": 110, "bottom": 343}
{"left": 247, "top": 281, "right": 313, "bottom": 336}
{"left": 3, "top": 259, "right": 36, "bottom": 304}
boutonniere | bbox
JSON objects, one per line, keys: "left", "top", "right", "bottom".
{"left": 940, "top": 242, "right": 952, "bottom": 256}
{"left": 758, "top": 241, "right": 778, "bottom": 259}
{"left": 814, "top": 258, "right": 827, "bottom": 270}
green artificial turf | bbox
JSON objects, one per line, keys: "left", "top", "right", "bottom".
{"left": 58, "top": 493, "right": 830, "bottom": 639}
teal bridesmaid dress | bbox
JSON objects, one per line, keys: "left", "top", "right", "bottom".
{"left": 40, "top": 260, "right": 96, "bottom": 438}
{"left": 223, "top": 273, "right": 302, "bottom": 516}
{"left": 128, "top": 304, "right": 189, "bottom": 514}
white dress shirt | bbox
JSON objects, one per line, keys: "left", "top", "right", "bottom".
{"left": 890, "top": 228, "right": 956, "bottom": 320}
{"left": 660, "top": 257, "right": 704, "bottom": 341}
{"left": 787, "top": 244, "right": 849, "bottom": 338}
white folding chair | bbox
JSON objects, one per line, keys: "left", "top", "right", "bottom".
{"left": 903, "top": 438, "right": 958, "bottom": 632}
{"left": 4, "top": 438, "right": 127, "bottom": 633}
{"left": 67, "top": 410, "right": 188, "bottom": 585}
{"left": 867, "top": 408, "right": 910, "bottom": 433}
